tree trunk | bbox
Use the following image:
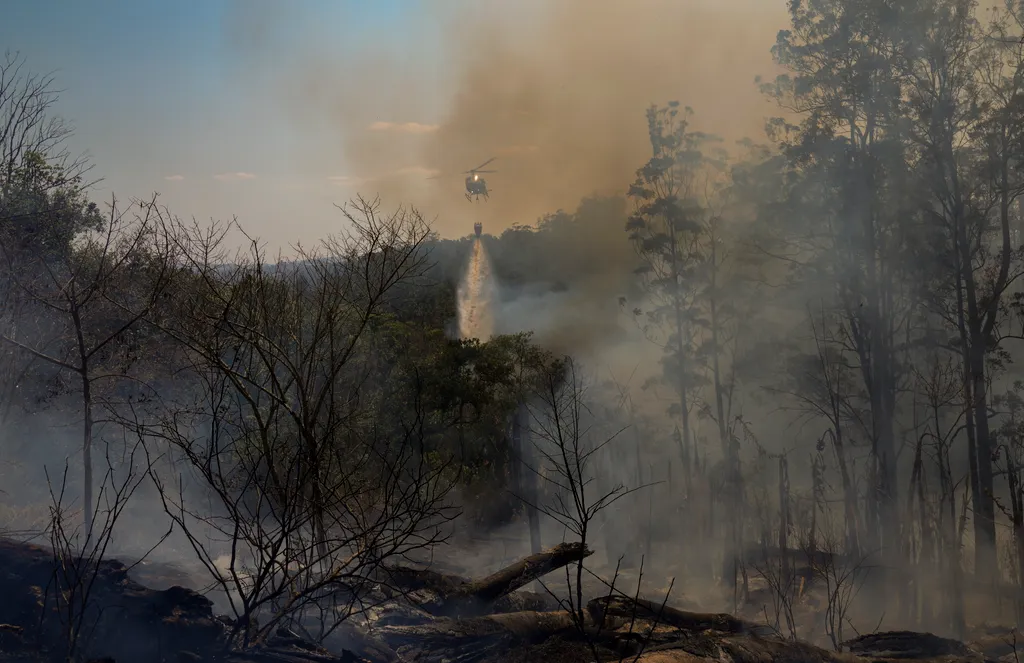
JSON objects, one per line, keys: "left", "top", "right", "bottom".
{"left": 969, "top": 332, "right": 997, "bottom": 580}
{"left": 587, "top": 594, "right": 772, "bottom": 636}
{"left": 384, "top": 543, "right": 594, "bottom": 618}
{"left": 709, "top": 239, "right": 740, "bottom": 601}
{"left": 1009, "top": 457, "right": 1024, "bottom": 628}
{"left": 830, "top": 426, "right": 860, "bottom": 557}
{"left": 73, "top": 302, "right": 93, "bottom": 541}
{"left": 956, "top": 200, "right": 997, "bottom": 580}
{"left": 81, "top": 369, "right": 93, "bottom": 540}
{"left": 778, "top": 455, "right": 791, "bottom": 607}
{"left": 955, "top": 251, "right": 983, "bottom": 581}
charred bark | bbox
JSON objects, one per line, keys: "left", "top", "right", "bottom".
{"left": 377, "top": 610, "right": 578, "bottom": 663}
{"left": 585, "top": 595, "right": 775, "bottom": 638}
{"left": 382, "top": 542, "right": 592, "bottom": 617}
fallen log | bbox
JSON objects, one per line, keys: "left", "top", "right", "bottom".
{"left": 843, "top": 631, "right": 980, "bottom": 660}
{"left": 451, "top": 542, "right": 593, "bottom": 604}
{"left": 380, "top": 566, "right": 466, "bottom": 597}
{"left": 377, "top": 610, "right": 579, "bottom": 663}
{"left": 631, "top": 651, "right": 717, "bottom": 663}
{"left": 716, "top": 635, "right": 850, "bottom": 663}
{"left": 623, "top": 634, "right": 845, "bottom": 663}
{"left": 0, "top": 539, "right": 224, "bottom": 663}
{"left": 224, "top": 648, "right": 370, "bottom": 663}
{"left": 586, "top": 595, "right": 775, "bottom": 638}
{"left": 318, "top": 621, "right": 400, "bottom": 663}
{"left": 382, "top": 542, "right": 591, "bottom": 617}
{"left": 632, "top": 629, "right": 984, "bottom": 663}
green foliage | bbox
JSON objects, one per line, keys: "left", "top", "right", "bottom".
{"left": 385, "top": 325, "right": 560, "bottom": 481}
{"left": 0, "top": 150, "right": 102, "bottom": 259}
{"left": 347, "top": 308, "right": 568, "bottom": 526}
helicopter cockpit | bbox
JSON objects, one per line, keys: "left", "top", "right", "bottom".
{"left": 465, "top": 173, "right": 488, "bottom": 197}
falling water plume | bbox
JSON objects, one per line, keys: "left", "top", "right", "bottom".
{"left": 458, "top": 237, "right": 495, "bottom": 340}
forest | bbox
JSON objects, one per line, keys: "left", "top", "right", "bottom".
{"left": 5, "top": 1, "right": 1024, "bottom": 662}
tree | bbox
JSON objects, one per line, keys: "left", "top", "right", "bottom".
{"left": 762, "top": 0, "right": 925, "bottom": 589}
{"left": 900, "top": 0, "right": 1024, "bottom": 579}
{"left": 125, "top": 197, "right": 483, "bottom": 644}
{"left": 627, "top": 102, "right": 753, "bottom": 597}
{"left": 0, "top": 51, "right": 94, "bottom": 256}
{"left": 626, "top": 102, "right": 718, "bottom": 487}
{"left": 0, "top": 195, "right": 174, "bottom": 538}
{"left": 522, "top": 355, "right": 636, "bottom": 629}
{"left": 768, "top": 306, "right": 867, "bottom": 558}
{"left": 0, "top": 53, "right": 102, "bottom": 458}
{"left": 151, "top": 196, "right": 435, "bottom": 552}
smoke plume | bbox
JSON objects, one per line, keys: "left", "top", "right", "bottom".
{"left": 410, "top": 0, "right": 787, "bottom": 237}
{"left": 224, "top": 0, "right": 787, "bottom": 238}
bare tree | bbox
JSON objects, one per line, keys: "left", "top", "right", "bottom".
{"left": 138, "top": 369, "right": 455, "bottom": 647}
{"left": 134, "top": 196, "right": 459, "bottom": 646}
{"left": 900, "top": 0, "right": 1024, "bottom": 580}
{"left": 0, "top": 195, "right": 175, "bottom": 537}
{"left": 806, "top": 519, "right": 871, "bottom": 651}
{"left": 43, "top": 432, "right": 161, "bottom": 662}
{"left": 0, "top": 51, "right": 98, "bottom": 486}
{"left": 912, "top": 352, "right": 967, "bottom": 636}
{"left": 770, "top": 306, "right": 868, "bottom": 557}
{"left": 626, "top": 102, "right": 716, "bottom": 487}
{"left": 522, "top": 356, "right": 641, "bottom": 628}
{"left": 0, "top": 50, "right": 91, "bottom": 196}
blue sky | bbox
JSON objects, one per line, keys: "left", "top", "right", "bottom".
{"left": 0, "top": 0, "right": 446, "bottom": 250}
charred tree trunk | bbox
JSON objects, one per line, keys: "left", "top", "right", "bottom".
{"left": 955, "top": 245, "right": 983, "bottom": 587}
{"left": 586, "top": 595, "right": 772, "bottom": 636}
{"left": 828, "top": 426, "right": 860, "bottom": 557}
{"left": 1007, "top": 450, "right": 1024, "bottom": 628}
{"left": 384, "top": 543, "right": 594, "bottom": 618}
{"left": 378, "top": 610, "right": 578, "bottom": 663}
{"left": 914, "top": 433, "right": 932, "bottom": 625}
{"left": 956, "top": 203, "right": 997, "bottom": 582}
{"left": 968, "top": 338, "right": 997, "bottom": 581}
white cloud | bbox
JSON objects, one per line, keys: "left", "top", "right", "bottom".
{"left": 163, "top": 174, "right": 185, "bottom": 181}
{"left": 367, "top": 121, "right": 439, "bottom": 134}
{"left": 213, "top": 172, "right": 257, "bottom": 182}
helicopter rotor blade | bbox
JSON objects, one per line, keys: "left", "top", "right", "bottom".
{"left": 471, "top": 157, "right": 497, "bottom": 172}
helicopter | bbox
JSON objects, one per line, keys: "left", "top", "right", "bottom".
{"left": 429, "top": 158, "right": 498, "bottom": 202}
{"left": 463, "top": 157, "right": 497, "bottom": 201}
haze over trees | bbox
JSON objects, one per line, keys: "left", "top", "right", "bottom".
{"left": 10, "top": 0, "right": 1024, "bottom": 658}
